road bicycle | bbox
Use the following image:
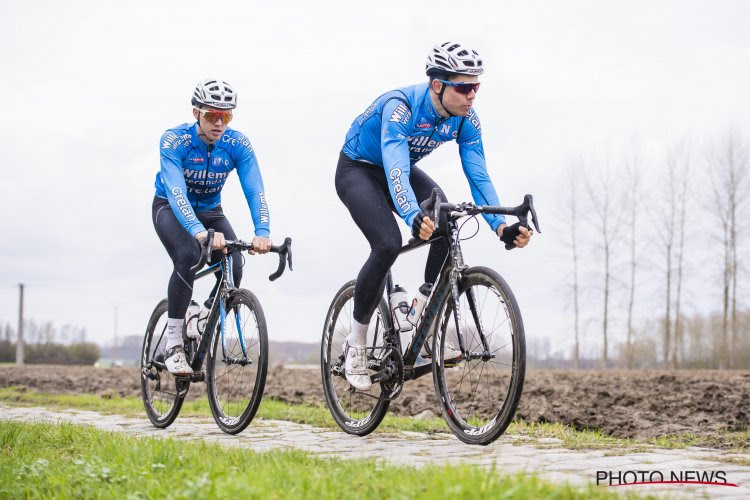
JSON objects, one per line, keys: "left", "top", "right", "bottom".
{"left": 141, "top": 230, "right": 292, "bottom": 434}
{"left": 321, "top": 189, "right": 540, "bottom": 445}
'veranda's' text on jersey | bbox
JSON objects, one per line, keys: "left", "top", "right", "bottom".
{"left": 154, "top": 123, "right": 270, "bottom": 237}
{"left": 342, "top": 82, "right": 505, "bottom": 231}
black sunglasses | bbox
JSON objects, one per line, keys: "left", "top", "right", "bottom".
{"left": 438, "top": 79, "right": 481, "bottom": 95}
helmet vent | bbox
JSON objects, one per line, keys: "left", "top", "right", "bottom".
{"left": 425, "top": 41, "right": 484, "bottom": 76}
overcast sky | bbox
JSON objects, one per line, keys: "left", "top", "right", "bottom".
{"left": 1, "top": 0, "right": 749, "bottom": 355}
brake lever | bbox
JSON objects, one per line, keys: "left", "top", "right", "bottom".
{"left": 419, "top": 188, "right": 442, "bottom": 230}
{"left": 190, "top": 228, "right": 214, "bottom": 273}
{"left": 268, "top": 237, "right": 293, "bottom": 281}
{"left": 525, "top": 194, "right": 542, "bottom": 233}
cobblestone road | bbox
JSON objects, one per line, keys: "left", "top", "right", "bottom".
{"left": 2, "top": 404, "right": 749, "bottom": 498}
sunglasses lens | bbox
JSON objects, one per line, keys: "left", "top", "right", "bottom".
{"left": 202, "top": 110, "right": 233, "bottom": 124}
{"left": 456, "top": 83, "right": 480, "bottom": 95}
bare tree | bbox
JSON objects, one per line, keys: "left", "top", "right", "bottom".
{"left": 566, "top": 168, "right": 582, "bottom": 368}
{"left": 709, "top": 131, "right": 749, "bottom": 368}
{"left": 583, "top": 158, "right": 626, "bottom": 367}
{"left": 653, "top": 147, "right": 682, "bottom": 368}
{"left": 624, "top": 153, "right": 641, "bottom": 369}
{"left": 670, "top": 142, "right": 691, "bottom": 368}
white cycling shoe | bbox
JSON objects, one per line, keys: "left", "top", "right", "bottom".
{"left": 343, "top": 342, "right": 372, "bottom": 391}
{"left": 165, "top": 346, "right": 193, "bottom": 376}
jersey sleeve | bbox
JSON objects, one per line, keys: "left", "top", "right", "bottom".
{"left": 159, "top": 131, "right": 206, "bottom": 237}
{"left": 380, "top": 98, "right": 421, "bottom": 226}
{"left": 233, "top": 135, "right": 270, "bottom": 237}
{"left": 457, "top": 110, "right": 506, "bottom": 231}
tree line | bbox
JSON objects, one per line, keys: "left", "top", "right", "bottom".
{"left": 0, "top": 321, "right": 99, "bottom": 365}
{"left": 563, "top": 131, "right": 749, "bottom": 369}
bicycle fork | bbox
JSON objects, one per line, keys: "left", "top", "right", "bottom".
{"left": 219, "top": 255, "right": 252, "bottom": 366}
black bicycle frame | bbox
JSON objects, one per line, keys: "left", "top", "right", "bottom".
{"left": 188, "top": 254, "right": 235, "bottom": 373}
{"left": 381, "top": 217, "right": 481, "bottom": 381}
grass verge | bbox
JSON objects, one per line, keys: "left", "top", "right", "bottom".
{"left": 2, "top": 386, "right": 749, "bottom": 454}
{"left": 0, "top": 420, "right": 627, "bottom": 499}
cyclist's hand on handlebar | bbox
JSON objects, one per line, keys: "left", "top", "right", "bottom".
{"left": 497, "top": 223, "right": 533, "bottom": 249}
{"left": 411, "top": 212, "right": 435, "bottom": 241}
{"left": 195, "top": 230, "right": 228, "bottom": 254}
{"left": 249, "top": 236, "right": 272, "bottom": 255}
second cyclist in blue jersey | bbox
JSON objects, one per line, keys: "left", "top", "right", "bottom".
{"left": 336, "top": 42, "right": 533, "bottom": 390}
{"left": 153, "top": 79, "right": 272, "bottom": 375}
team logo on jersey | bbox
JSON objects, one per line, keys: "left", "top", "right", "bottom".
{"left": 213, "top": 156, "right": 223, "bottom": 165}
{"left": 416, "top": 122, "right": 431, "bottom": 129}
{"left": 162, "top": 132, "right": 191, "bottom": 150}
{"left": 440, "top": 124, "right": 451, "bottom": 134}
{"left": 189, "top": 156, "right": 205, "bottom": 163}
{"left": 466, "top": 109, "right": 481, "bottom": 132}
{"left": 222, "top": 134, "right": 253, "bottom": 152}
{"left": 389, "top": 103, "right": 411, "bottom": 125}
{"left": 170, "top": 187, "right": 196, "bottom": 222}
{"left": 388, "top": 167, "right": 412, "bottom": 213}
{"left": 258, "top": 192, "right": 269, "bottom": 224}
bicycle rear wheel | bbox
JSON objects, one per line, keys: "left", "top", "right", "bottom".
{"left": 321, "top": 280, "right": 391, "bottom": 436}
{"left": 432, "top": 267, "right": 526, "bottom": 445}
{"left": 206, "top": 289, "right": 268, "bottom": 434}
{"left": 140, "top": 299, "right": 188, "bottom": 428}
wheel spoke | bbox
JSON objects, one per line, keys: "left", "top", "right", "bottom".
{"left": 435, "top": 271, "right": 525, "bottom": 444}
{"left": 206, "top": 292, "right": 267, "bottom": 434}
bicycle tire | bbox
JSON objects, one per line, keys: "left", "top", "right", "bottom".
{"left": 432, "top": 267, "right": 526, "bottom": 445}
{"left": 140, "top": 299, "right": 188, "bottom": 428}
{"left": 206, "top": 289, "right": 268, "bottom": 434}
{"left": 321, "top": 280, "right": 391, "bottom": 436}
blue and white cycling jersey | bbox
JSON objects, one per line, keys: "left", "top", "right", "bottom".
{"left": 342, "top": 82, "right": 505, "bottom": 231}
{"left": 154, "top": 123, "right": 270, "bottom": 238}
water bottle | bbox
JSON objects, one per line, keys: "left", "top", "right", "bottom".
{"left": 390, "top": 285, "right": 413, "bottom": 332}
{"left": 185, "top": 300, "right": 201, "bottom": 339}
{"left": 407, "top": 282, "right": 433, "bottom": 327}
{"left": 197, "top": 304, "right": 210, "bottom": 335}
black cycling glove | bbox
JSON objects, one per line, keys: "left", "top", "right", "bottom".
{"left": 500, "top": 222, "right": 524, "bottom": 250}
{"left": 411, "top": 211, "right": 430, "bottom": 239}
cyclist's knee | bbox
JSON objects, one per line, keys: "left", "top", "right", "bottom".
{"left": 231, "top": 254, "right": 243, "bottom": 285}
{"left": 372, "top": 236, "right": 401, "bottom": 263}
{"left": 174, "top": 244, "right": 200, "bottom": 270}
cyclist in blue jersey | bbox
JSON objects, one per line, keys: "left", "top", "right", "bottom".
{"left": 153, "top": 78, "right": 272, "bottom": 375}
{"left": 336, "top": 42, "right": 533, "bottom": 390}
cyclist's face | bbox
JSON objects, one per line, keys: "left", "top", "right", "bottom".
{"left": 193, "top": 105, "right": 231, "bottom": 143}
{"left": 432, "top": 74, "right": 479, "bottom": 117}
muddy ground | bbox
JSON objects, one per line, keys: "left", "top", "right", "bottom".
{"left": 1, "top": 365, "right": 748, "bottom": 440}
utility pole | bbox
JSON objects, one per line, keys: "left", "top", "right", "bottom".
{"left": 16, "top": 283, "right": 24, "bottom": 366}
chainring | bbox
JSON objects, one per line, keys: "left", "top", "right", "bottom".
{"left": 379, "top": 347, "right": 404, "bottom": 400}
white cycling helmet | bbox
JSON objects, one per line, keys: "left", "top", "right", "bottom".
{"left": 191, "top": 78, "right": 237, "bottom": 109}
{"left": 425, "top": 42, "right": 484, "bottom": 76}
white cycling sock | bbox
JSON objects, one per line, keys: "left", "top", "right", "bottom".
{"left": 346, "top": 318, "right": 368, "bottom": 347}
{"left": 166, "top": 317, "right": 184, "bottom": 352}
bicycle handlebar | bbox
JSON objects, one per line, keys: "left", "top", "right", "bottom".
{"left": 416, "top": 188, "right": 542, "bottom": 249}
{"left": 190, "top": 232, "right": 294, "bottom": 281}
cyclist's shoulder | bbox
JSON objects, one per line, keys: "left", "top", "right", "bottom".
{"left": 377, "top": 83, "right": 428, "bottom": 125}
{"left": 160, "top": 123, "right": 194, "bottom": 151}
{"left": 217, "top": 127, "right": 254, "bottom": 155}
{"left": 459, "top": 107, "right": 482, "bottom": 134}
{"left": 381, "top": 82, "right": 427, "bottom": 107}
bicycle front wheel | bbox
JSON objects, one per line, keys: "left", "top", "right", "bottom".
{"left": 140, "top": 299, "right": 188, "bottom": 428}
{"left": 206, "top": 289, "right": 268, "bottom": 434}
{"left": 432, "top": 267, "right": 526, "bottom": 445}
{"left": 321, "top": 280, "right": 391, "bottom": 436}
